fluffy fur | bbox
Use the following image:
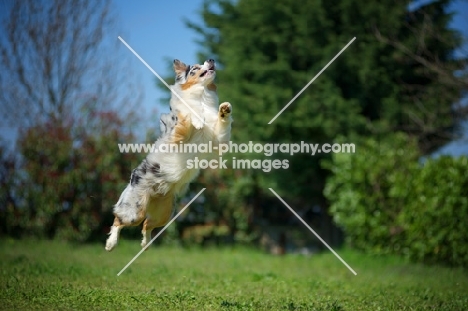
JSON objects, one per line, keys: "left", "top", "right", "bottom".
{"left": 105, "top": 59, "right": 232, "bottom": 251}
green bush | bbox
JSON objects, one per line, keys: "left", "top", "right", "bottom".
{"left": 399, "top": 156, "right": 468, "bottom": 266}
{"left": 324, "top": 133, "right": 468, "bottom": 267}
{"left": 6, "top": 113, "right": 139, "bottom": 242}
{"left": 323, "top": 133, "right": 420, "bottom": 254}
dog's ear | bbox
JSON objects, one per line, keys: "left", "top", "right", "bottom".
{"left": 173, "top": 59, "right": 187, "bottom": 73}
{"left": 173, "top": 59, "right": 189, "bottom": 82}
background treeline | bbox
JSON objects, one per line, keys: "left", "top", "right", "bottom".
{"left": 1, "top": 0, "right": 467, "bottom": 267}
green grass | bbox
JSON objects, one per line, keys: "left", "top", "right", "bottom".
{"left": 1, "top": 239, "right": 467, "bottom": 310}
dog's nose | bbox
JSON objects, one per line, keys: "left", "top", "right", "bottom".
{"left": 208, "top": 59, "right": 215, "bottom": 63}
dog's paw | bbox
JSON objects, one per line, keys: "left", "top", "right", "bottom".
{"left": 192, "top": 117, "right": 204, "bottom": 129}
{"left": 219, "top": 102, "right": 232, "bottom": 119}
{"left": 105, "top": 239, "right": 116, "bottom": 252}
{"left": 141, "top": 240, "right": 152, "bottom": 251}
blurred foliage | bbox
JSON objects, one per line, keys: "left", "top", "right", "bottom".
{"left": 0, "top": 0, "right": 142, "bottom": 242}
{"left": 173, "top": 169, "right": 258, "bottom": 246}
{"left": 1, "top": 0, "right": 467, "bottom": 254}
{"left": 400, "top": 156, "right": 468, "bottom": 267}
{"left": 0, "top": 143, "right": 18, "bottom": 236}
{"left": 200, "top": 169, "right": 258, "bottom": 243}
{"left": 1, "top": 113, "right": 139, "bottom": 242}
{"left": 324, "top": 132, "right": 468, "bottom": 267}
{"left": 186, "top": 0, "right": 467, "bottom": 206}
{"left": 173, "top": 0, "right": 468, "bottom": 247}
{"left": 323, "top": 133, "right": 420, "bottom": 253}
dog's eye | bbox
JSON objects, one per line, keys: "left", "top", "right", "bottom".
{"left": 189, "top": 67, "right": 200, "bottom": 76}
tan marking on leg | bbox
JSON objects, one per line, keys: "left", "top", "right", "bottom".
{"left": 141, "top": 194, "right": 175, "bottom": 249}
{"left": 172, "top": 112, "right": 193, "bottom": 143}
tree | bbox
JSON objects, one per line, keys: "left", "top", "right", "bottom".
{"left": 0, "top": 0, "right": 143, "bottom": 241}
{"left": 0, "top": 141, "right": 19, "bottom": 237}
{"left": 14, "top": 112, "right": 139, "bottom": 241}
{"left": 0, "top": 0, "right": 140, "bottom": 127}
{"left": 169, "top": 0, "right": 468, "bottom": 247}
{"left": 373, "top": 0, "right": 468, "bottom": 153}
{"left": 187, "top": 0, "right": 467, "bottom": 203}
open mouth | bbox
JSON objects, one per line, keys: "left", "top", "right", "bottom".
{"left": 200, "top": 68, "right": 215, "bottom": 77}
{"left": 200, "top": 61, "right": 215, "bottom": 77}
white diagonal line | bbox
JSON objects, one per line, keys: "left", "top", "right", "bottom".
{"left": 117, "top": 36, "right": 205, "bottom": 126}
{"left": 268, "top": 37, "right": 356, "bottom": 124}
{"left": 117, "top": 188, "right": 206, "bottom": 276}
{"left": 268, "top": 188, "right": 357, "bottom": 275}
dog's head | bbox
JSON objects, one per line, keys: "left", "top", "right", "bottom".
{"left": 173, "top": 59, "right": 216, "bottom": 90}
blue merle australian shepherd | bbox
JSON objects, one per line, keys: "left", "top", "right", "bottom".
{"left": 105, "top": 59, "right": 232, "bottom": 251}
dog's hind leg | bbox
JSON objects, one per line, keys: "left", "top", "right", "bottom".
{"left": 141, "top": 194, "right": 175, "bottom": 249}
{"left": 105, "top": 216, "right": 125, "bottom": 252}
{"left": 105, "top": 184, "right": 148, "bottom": 251}
{"left": 105, "top": 211, "right": 146, "bottom": 251}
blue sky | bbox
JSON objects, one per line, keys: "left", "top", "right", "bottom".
{"left": 114, "top": 1, "right": 205, "bottom": 118}
{"left": 114, "top": 0, "right": 468, "bottom": 155}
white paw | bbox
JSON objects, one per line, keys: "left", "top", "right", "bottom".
{"left": 141, "top": 240, "right": 152, "bottom": 251}
{"left": 105, "top": 238, "right": 117, "bottom": 252}
{"left": 219, "top": 102, "right": 232, "bottom": 119}
{"left": 191, "top": 115, "right": 204, "bottom": 129}
{"left": 192, "top": 120, "right": 204, "bottom": 129}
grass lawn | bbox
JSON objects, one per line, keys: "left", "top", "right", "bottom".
{"left": 1, "top": 239, "right": 467, "bottom": 310}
